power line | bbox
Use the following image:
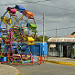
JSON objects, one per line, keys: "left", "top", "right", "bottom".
{"left": 46, "top": 26, "right": 75, "bottom": 31}
{"left": 0, "top": 0, "right": 47, "bottom": 6}
{"left": 57, "top": 26, "right": 75, "bottom": 30}
{"left": 0, "top": 0, "right": 75, "bottom": 13}
{"left": 38, "top": 26, "right": 75, "bottom": 32}
{"left": 0, "top": 2, "right": 26, "bottom": 6}
{"left": 21, "top": 0, "right": 75, "bottom": 12}
{"left": 21, "top": 0, "right": 52, "bottom": 3}
{"left": 38, "top": 3, "right": 74, "bottom": 12}
{"left": 23, "top": 0, "right": 46, "bottom": 3}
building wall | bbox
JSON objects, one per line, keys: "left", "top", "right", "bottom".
{"left": 48, "top": 43, "right": 60, "bottom": 57}
{"left": 30, "top": 43, "right": 48, "bottom": 56}
{"left": 1, "top": 42, "right": 48, "bottom": 56}
{"left": 48, "top": 42, "right": 75, "bottom": 58}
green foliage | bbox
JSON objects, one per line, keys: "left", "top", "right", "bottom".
{"left": 1, "top": 34, "right": 8, "bottom": 39}
{"left": 71, "top": 32, "right": 75, "bottom": 35}
{"left": 34, "top": 35, "right": 49, "bottom": 42}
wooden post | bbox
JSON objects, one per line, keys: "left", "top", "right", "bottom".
{"left": 40, "top": 56, "right": 41, "bottom": 64}
{"left": 32, "top": 57, "right": 33, "bottom": 65}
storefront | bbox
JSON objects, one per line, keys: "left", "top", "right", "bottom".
{"left": 47, "top": 38, "right": 75, "bottom": 58}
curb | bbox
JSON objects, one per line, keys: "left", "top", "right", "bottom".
{"left": 16, "top": 68, "right": 20, "bottom": 75}
{"left": 16, "top": 71, "right": 19, "bottom": 75}
{"left": 0, "top": 64, "right": 20, "bottom": 75}
{"left": 45, "top": 60, "right": 75, "bottom": 66}
{"left": 8, "top": 66, "right": 20, "bottom": 75}
{"left": 11, "top": 66, "right": 20, "bottom": 75}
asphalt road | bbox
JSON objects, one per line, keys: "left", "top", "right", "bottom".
{"left": 15, "top": 62, "right": 75, "bottom": 75}
{"left": 0, "top": 64, "right": 17, "bottom": 75}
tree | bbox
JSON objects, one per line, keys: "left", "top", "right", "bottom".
{"left": 34, "top": 35, "right": 49, "bottom": 42}
{"left": 71, "top": 32, "right": 75, "bottom": 35}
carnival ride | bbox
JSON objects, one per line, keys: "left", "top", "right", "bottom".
{"left": 0, "top": 5, "right": 42, "bottom": 65}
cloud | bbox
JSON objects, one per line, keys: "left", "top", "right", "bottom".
{"left": 1, "top": 0, "right": 75, "bottom": 37}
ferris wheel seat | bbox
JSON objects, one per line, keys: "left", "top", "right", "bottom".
{"left": 22, "top": 10, "right": 33, "bottom": 18}
{"left": 7, "top": 7, "right": 16, "bottom": 15}
{"left": 7, "top": 7, "right": 11, "bottom": 11}
{"left": 27, "top": 37, "right": 34, "bottom": 42}
{"left": 10, "top": 9, "right": 16, "bottom": 13}
{"left": 0, "top": 38, "right": 2, "bottom": 43}
{"left": 26, "top": 37, "right": 35, "bottom": 45}
{"left": 15, "top": 5, "right": 25, "bottom": 13}
{"left": 3, "top": 39, "right": 10, "bottom": 44}
{"left": 1, "top": 16, "right": 10, "bottom": 21}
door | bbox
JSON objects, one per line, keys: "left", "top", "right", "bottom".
{"left": 63, "top": 46, "right": 67, "bottom": 57}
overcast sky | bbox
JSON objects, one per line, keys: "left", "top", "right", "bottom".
{"left": 1, "top": 0, "right": 75, "bottom": 37}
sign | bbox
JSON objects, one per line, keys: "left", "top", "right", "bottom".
{"left": 50, "top": 44, "right": 56, "bottom": 47}
{"left": 48, "top": 38, "right": 75, "bottom": 42}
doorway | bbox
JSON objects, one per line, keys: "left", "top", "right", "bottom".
{"left": 63, "top": 46, "right": 67, "bottom": 57}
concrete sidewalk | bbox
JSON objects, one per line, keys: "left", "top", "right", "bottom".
{"left": 0, "top": 64, "right": 19, "bottom": 75}
{"left": 44, "top": 57, "right": 75, "bottom": 66}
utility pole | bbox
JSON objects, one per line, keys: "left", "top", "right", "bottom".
{"left": 56, "top": 28, "right": 57, "bottom": 38}
{"left": 43, "top": 13, "right": 45, "bottom": 57}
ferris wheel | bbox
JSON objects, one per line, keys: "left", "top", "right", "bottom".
{"left": 0, "top": 5, "right": 37, "bottom": 56}
{"left": 0, "top": 5, "right": 37, "bottom": 44}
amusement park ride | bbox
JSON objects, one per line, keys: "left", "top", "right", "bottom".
{"left": 0, "top": 5, "right": 42, "bottom": 65}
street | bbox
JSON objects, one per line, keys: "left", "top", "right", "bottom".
{"left": 15, "top": 62, "right": 75, "bottom": 75}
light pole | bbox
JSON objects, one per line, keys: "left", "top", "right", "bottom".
{"left": 43, "top": 13, "right": 45, "bottom": 57}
